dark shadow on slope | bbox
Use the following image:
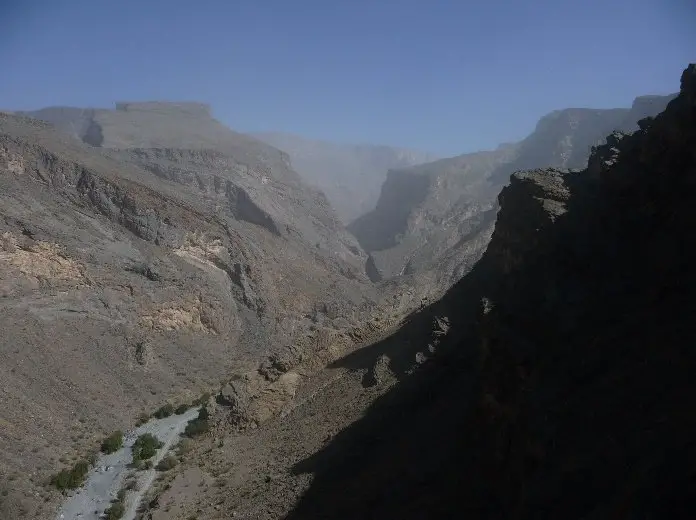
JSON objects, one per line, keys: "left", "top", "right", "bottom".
{"left": 285, "top": 69, "right": 696, "bottom": 520}
{"left": 364, "top": 254, "right": 382, "bottom": 283}
{"left": 326, "top": 252, "right": 494, "bottom": 386}
{"left": 348, "top": 170, "right": 431, "bottom": 252}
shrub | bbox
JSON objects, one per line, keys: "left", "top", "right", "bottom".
{"left": 101, "top": 431, "right": 124, "bottom": 454}
{"left": 153, "top": 403, "right": 174, "bottom": 419}
{"left": 135, "top": 412, "right": 150, "bottom": 427}
{"left": 174, "top": 404, "right": 189, "bottom": 415}
{"left": 132, "top": 433, "right": 163, "bottom": 463}
{"left": 184, "top": 419, "right": 209, "bottom": 438}
{"left": 155, "top": 455, "right": 178, "bottom": 471}
{"left": 50, "top": 460, "right": 90, "bottom": 491}
{"left": 104, "top": 497, "right": 125, "bottom": 520}
{"left": 184, "top": 407, "right": 210, "bottom": 438}
{"left": 135, "top": 459, "right": 153, "bottom": 470}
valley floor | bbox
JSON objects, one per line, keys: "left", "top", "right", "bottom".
{"left": 136, "top": 343, "right": 409, "bottom": 519}
{"left": 57, "top": 407, "right": 200, "bottom": 520}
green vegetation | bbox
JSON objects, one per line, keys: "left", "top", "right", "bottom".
{"left": 132, "top": 433, "right": 163, "bottom": 463}
{"left": 134, "top": 459, "right": 153, "bottom": 470}
{"left": 153, "top": 403, "right": 174, "bottom": 419}
{"left": 135, "top": 412, "right": 150, "bottom": 427}
{"left": 155, "top": 455, "right": 178, "bottom": 471}
{"left": 103, "top": 489, "right": 126, "bottom": 519}
{"left": 174, "top": 403, "right": 189, "bottom": 415}
{"left": 184, "top": 407, "right": 210, "bottom": 438}
{"left": 50, "top": 460, "right": 90, "bottom": 491}
{"left": 184, "top": 419, "right": 209, "bottom": 437}
{"left": 100, "top": 431, "right": 124, "bottom": 454}
{"left": 104, "top": 500, "right": 125, "bottom": 519}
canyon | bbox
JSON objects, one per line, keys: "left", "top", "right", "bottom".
{"left": 1, "top": 65, "right": 693, "bottom": 519}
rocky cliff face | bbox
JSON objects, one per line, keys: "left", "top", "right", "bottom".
{"left": 350, "top": 92, "right": 676, "bottom": 291}
{"left": 284, "top": 64, "right": 696, "bottom": 519}
{"left": 252, "top": 131, "right": 438, "bottom": 223}
{"left": 22, "top": 103, "right": 368, "bottom": 272}
{"left": 349, "top": 146, "right": 516, "bottom": 284}
{"left": 0, "top": 105, "right": 378, "bottom": 518}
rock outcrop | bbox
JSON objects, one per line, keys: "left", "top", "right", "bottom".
{"left": 284, "top": 64, "right": 696, "bottom": 520}
{"left": 350, "top": 92, "right": 677, "bottom": 293}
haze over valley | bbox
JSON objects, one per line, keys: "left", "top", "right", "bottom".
{"left": 1, "top": 1, "right": 695, "bottom": 519}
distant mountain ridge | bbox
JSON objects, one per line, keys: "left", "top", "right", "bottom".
{"left": 18, "top": 102, "right": 297, "bottom": 180}
{"left": 350, "top": 92, "right": 678, "bottom": 291}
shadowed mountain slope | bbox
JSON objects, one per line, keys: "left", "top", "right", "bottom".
{"left": 349, "top": 92, "right": 676, "bottom": 292}
{"left": 285, "top": 64, "right": 696, "bottom": 520}
{"left": 66, "top": 69, "right": 694, "bottom": 520}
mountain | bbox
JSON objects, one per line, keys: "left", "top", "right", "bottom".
{"left": 143, "top": 64, "right": 696, "bottom": 520}
{"left": 251, "top": 132, "right": 438, "bottom": 222}
{"left": 2, "top": 77, "right": 690, "bottom": 520}
{"left": 0, "top": 103, "right": 380, "bottom": 518}
{"left": 349, "top": 93, "right": 677, "bottom": 291}
{"left": 279, "top": 63, "right": 696, "bottom": 520}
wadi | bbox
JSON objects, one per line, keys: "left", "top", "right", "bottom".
{"left": 1, "top": 42, "right": 693, "bottom": 520}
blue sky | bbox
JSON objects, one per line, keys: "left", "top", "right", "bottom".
{"left": 0, "top": 0, "right": 694, "bottom": 155}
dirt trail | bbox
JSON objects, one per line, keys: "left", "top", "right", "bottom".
{"left": 56, "top": 407, "right": 200, "bottom": 520}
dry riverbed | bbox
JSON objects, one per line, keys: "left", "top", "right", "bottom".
{"left": 56, "top": 407, "right": 201, "bottom": 520}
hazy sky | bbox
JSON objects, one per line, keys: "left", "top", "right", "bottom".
{"left": 0, "top": 0, "right": 693, "bottom": 155}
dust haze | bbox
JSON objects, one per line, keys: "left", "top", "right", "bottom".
{"left": 1, "top": 2, "right": 695, "bottom": 519}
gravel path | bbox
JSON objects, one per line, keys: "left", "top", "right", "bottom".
{"left": 56, "top": 407, "right": 200, "bottom": 520}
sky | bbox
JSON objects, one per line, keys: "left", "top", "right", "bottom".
{"left": 0, "top": 0, "right": 694, "bottom": 156}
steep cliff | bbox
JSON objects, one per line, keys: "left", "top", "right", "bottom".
{"left": 350, "top": 92, "right": 676, "bottom": 290}
{"left": 349, "top": 145, "right": 516, "bottom": 283}
{"left": 282, "top": 64, "right": 696, "bottom": 519}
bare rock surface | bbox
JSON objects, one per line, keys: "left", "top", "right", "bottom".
{"left": 133, "top": 65, "right": 696, "bottom": 520}
{"left": 349, "top": 92, "right": 677, "bottom": 294}
{"left": 2, "top": 69, "right": 689, "bottom": 520}
{"left": 0, "top": 104, "right": 381, "bottom": 519}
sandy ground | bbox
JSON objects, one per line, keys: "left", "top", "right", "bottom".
{"left": 56, "top": 407, "right": 200, "bottom": 520}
